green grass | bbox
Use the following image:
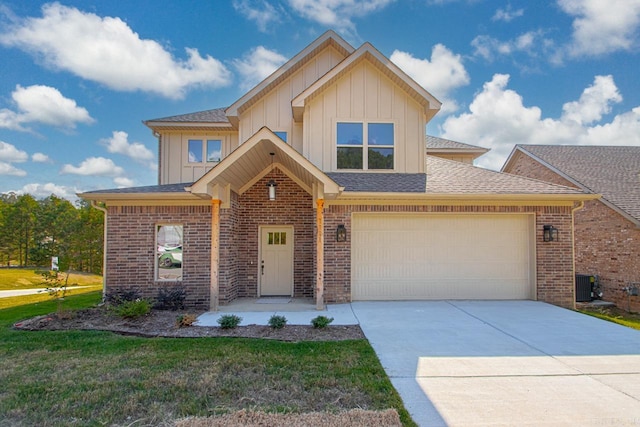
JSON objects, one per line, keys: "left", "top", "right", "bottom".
{"left": 579, "top": 307, "right": 640, "bottom": 331}
{"left": 0, "top": 268, "right": 103, "bottom": 290}
{"left": 0, "top": 292, "right": 415, "bottom": 426}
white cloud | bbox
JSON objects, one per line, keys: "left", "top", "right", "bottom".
{"left": 0, "top": 161, "right": 27, "bottom": 176}
{"left": 441, "top": 74, "right": 639, "bottom": 170}
{"left": 232, "top": 46, "right": 288, "bottom": 90}
{"left": 0, "top": 3, "right": 232, "bottom": 99}
{"left": 233, "top": 0, "right": 283, "bottom": 32}
{"left": 0, "top": 141, "right": 28, "bottom": 162}
{"left": 561, "top": 75, "right": 622, "bottom": 125}
{"left": 114, "top": 177, "right": 134, "bottom": 187}
{"left": 559, "top": 0, "right": 640, "bottom": 57}
{"left": 0, "top": 84, "right": 94, "bottom": 131}
{"left": 390, "top": 44, "right": 469, "bottom": 113}
{"left": 101, "top": 131, "right": 155, "bottom": 167}
{"left": 471, "top": 30, "right": 552, "bottom": 62}
{"left": 18, "top": 182, "right": 77, "bottom": 201}
{"left": 32, "top": 152, "right": 51, "bottom": 163}
{"left": 492, "top": 5, "right": 524, "bottom": 22}
{"left": 287, "top": 0, "right": 394, "bottom": 35}
{"left": 61, "top": 157, "right": 124, "bottom": 177}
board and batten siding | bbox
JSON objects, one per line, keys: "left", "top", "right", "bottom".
{"left": 238, "top": 45, "right": 347, "bottom": 154}
{"left": 303, "top": 61, "right": 426, "bottom": 173}
{"left": 159, "top": 132, "right": 239, "bottom": 184}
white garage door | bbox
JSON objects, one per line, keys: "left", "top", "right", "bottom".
{"left": 352, "top": 214, "right": 534, "bottom": 300}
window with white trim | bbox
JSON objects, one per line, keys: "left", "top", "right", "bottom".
{"left": 188, "top": 139, "right": 222, "bottom": 163}
{"left": 156, "top": 224, "right": 183, "bottom": 281}
{"left": 337, "top": 122, "right": 394, "bottom": 170}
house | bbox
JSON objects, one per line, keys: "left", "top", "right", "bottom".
{"left": 80, "top": 31, "right": 594, "bottom": 311}
{"left": 503, "top": 145, "right": 640, "bottom": 312}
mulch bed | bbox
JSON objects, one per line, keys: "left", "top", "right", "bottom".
{"left": 13, "top": 306, "right": 366, "bottom": 341}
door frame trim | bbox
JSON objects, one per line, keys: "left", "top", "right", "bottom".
{"left": 258, "top": 225, "right": 294, "bottom": 297}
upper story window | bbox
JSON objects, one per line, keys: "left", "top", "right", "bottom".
{"left": 189, "top": 139, "right": 222, "bottom": 163}
{"left": 337, "top": 122, "right": 394, "bottom": 170}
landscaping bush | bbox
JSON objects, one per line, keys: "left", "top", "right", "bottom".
{"left": 176, "top": 313, "right": 198, "bottom": 328}
{"left": 217, "top": 314, "right": 242, "bottom": 329}
{"left": 268, "top": 314, "right": 287, "bottom": 329}
{"left": 105, "top": 288, "right": 141, "bottom": 305}
{"left": 155, "top": 286, "right": 186, "bottom": 310}
{"left": 112, "top": 299, "right": 151, "bottom": 319}
{"left": 311, "top": 315, "right": 334, "bottom": 328}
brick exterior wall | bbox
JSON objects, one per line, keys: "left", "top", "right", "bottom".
{"left": 105, "top": 205, "right": 211, "bottom": 309}
{"left": 103, "top": 164, "right": 578, "bottom": 310}
{"left": 323, "top": 204, "right": 576, "bottom": 309}
{"left": 506, "top": 151, "right": 640, "bottom": 312}
{"left": 235, "top": 168, "right": 315, "bottom": 299}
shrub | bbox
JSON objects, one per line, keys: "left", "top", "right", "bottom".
{"left": 112, "top": 299, "right": 151, "bottom": 319}
{"left": 217, "top": 314, "right": 242, "bottom": 329}
{"left": 155, "top": 286, "right": 186, "bottom": 310}
{"left": 268, "top": 314, "right": 287, "bottom": 329}
{"left": 105, "top": 288, "right": 141, "bottom": 305}
{"left": 311, "top": 315, "right": 334, "bottom": 328}
{"left": 176, "top": 313, "right": 198, "bottom": 328}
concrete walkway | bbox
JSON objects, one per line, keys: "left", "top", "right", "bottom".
{"left": 0, "top": 286, "right": 94, "bottom": 298}
{"left": 351, "top": 300, "right": 640, "bottom": 427}
{"left": 196, "top": 298, "right": 359, "bottom": 326}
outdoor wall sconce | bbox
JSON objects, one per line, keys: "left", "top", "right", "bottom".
{"left": 336, "top": 224, "right": 347, "bottom": 242}
{"left": 543, "top": 225, "right": 558, "bottom": 242}
{"left": 266, "top": 152, "right": 277, "bottom": 201}
{"left": 266, "top": 179, "right": 277, "bottom": 201}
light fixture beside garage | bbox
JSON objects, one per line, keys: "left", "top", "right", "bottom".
{"left": 543, "top": 225, "right": 558, "bottom": 242}
{"left": 336, "top": 224, "right": 347, "bottom": 242}
{"left": 266, "top": 152, "right": 277, "bottom": 201}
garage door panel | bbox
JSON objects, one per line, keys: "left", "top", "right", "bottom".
{"left": 352, "top": 214, "right": 533, "bottom": 301}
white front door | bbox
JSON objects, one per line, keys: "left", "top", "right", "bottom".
{"left": 260, "top": 226, "right": 294, "bottom": 296}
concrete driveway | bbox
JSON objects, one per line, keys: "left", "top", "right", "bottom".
{"left": 351, "top": 300, "right": 640, "bottom": 427}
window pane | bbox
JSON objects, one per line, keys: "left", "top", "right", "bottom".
{"left": 274, "top": 232, "right": 280, "bottom": 245}
{"left": 188, "top": 140, "right": 202, "bottom": 163}
{"left": 281, "top": 232, "right": 286, "bottom": 245}
{"left": 337, "top": 147, "right": 363, "bottom": 169}
{"left": 157, "top": 225, "right": 183, "bottom": 281}
{"left": 368, "top": 123, "right": 394, "bottom": 146}
{"left": 274, "top": 131, "right": 287, "bottom": 142}
{"left": 368, "top": 148, "right": 394, "bottom": 169}
{"left": 268, "top": 232, "right": 273, "bottom": 245}
{"left": 337, "top": 122, "right": 363, "bottom": 146}
{"left": 206, "top": 140, "right": 221, "bottom": 162}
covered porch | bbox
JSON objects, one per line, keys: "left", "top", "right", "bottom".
{"left": 188, "top": 127, "right": 343, "bottom": 311}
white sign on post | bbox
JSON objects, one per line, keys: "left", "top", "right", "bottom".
{"left": 51, "top": 256, "right": 59, "bottom": 271}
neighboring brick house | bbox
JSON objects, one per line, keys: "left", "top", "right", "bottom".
{"left": 503, "top": 145, "right": 640, "bottom": 312}
{"left": 80, "top": 31, "right": 593, "bottom": 310}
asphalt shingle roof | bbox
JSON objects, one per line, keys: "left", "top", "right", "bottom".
{"left": 516, "top": 145, "right": 640, "bottom": 221}
{"left": 326, "top": 172, "right": 426, "bottom": 192}
{"left": 426, "top": 135, "right": 487, "bottom": 151}
{"left": 146, "top": 108, "right": 229, "bottom": 123}
{"left": 84, "top": 183, "right": 193, "bottom": 194}
{"left": 426, "top": 156, "right": 585, "bottom": 194}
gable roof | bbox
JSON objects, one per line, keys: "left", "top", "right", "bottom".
{"left": 504, "top": 145, "right": 640, "bottom": 224}
{"left": 291, "top": 42, "right": 441, "bottom": 122}
{"left": 426, "top": 135, "right": 489, "bottom": 160}
{"left": 225, "top": 30, "right": 354, "bottom": 124}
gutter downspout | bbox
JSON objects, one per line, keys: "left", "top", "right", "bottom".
{"left": 91, "top": 201, "right": 108, "bottom": 301}
{"left": 571, "top": 201, "right": 585, "bottom": 310}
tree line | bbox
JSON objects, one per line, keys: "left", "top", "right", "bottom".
{"left": 0, "top": 193, "right": 104, "bottom": 274}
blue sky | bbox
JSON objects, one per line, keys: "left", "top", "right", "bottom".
{"left": 1, "top": 0, "right": 639, "bottom": 201}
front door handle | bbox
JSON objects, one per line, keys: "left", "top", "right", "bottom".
{"left": 261, "top": 260, "right": 264, "bottom": 275}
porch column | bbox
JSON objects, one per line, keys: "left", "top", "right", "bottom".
{"left": 316, "top": 198, "right": 324, "bottom": 310}
{"left": 210, "top": 199, "right": 221, "bottom": 311}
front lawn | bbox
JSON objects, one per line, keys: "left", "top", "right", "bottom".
{"left": 0, "top": 292, "right": 415, "bottom": 426}
{"left": 579, "top": 305, "right": 640, "bottom": 330}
